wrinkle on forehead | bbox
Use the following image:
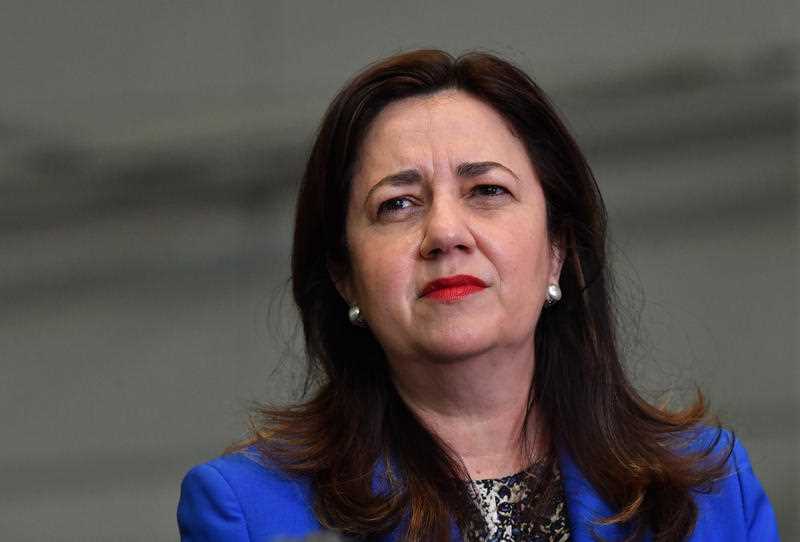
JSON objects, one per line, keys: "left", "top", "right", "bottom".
{"left": 353, "top": 90, "right": 529, "bottom": 195}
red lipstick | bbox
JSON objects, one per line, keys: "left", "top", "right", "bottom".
{"left": 421, "top": 275, "right": 487, "bottom": 302}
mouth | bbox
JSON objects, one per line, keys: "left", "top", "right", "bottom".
{"left": 420, "top": 274, "right": 487, "bottom": 302}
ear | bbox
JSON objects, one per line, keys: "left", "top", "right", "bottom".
{"left": 327, "top": 258, "right": 355, "bottom": 306}
{"left": 548, "top": 237, "right": 565, "bottom": 285}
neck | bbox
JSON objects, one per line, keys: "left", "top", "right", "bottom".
{"left": 389, "top": 342, "right": 546, "bottom": 480}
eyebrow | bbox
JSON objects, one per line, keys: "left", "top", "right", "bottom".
{"left": 365, "top": 161, "right": 519, "bottom": 202}
{"left": 364, "top": 169, "right": 422, "bottom": 206}
{"left": 456, "top": 161, "right": 520, "bottom": 181}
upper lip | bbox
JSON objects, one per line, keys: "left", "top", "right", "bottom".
{"left": 420, "top": 275, "right": 487, "bottom": 297}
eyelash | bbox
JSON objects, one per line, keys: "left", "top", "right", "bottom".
{"left": 377, "top": 185, "right": 510, "bottom": 216}
{"left": 472, "top": 184, "right": 509, "bottom": 197}
{"left": 377, "top": 197, "right": 414, "bottom": 215}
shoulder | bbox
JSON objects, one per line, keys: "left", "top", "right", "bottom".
{"left": 177, "top": 446, "right": 322, "bottom": 541}
{"left": 560, "top": 427, "right": 780, "bottom": 541}
{"left": 684, "top": 428, "right": 780, "bottom": 541}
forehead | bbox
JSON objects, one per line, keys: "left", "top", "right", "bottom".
{"left": 354, "top": 90, "right": 531, "bottom": 180}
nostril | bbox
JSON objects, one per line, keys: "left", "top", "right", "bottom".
{"left": 420, "top": 244, "right": 443, "bottom": 259}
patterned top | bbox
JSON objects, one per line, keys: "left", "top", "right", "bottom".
{"left": 462, "top": 461, "right": 570, "bottom": 542}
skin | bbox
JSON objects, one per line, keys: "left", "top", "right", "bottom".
{"left": 335, "top": 90, "right": 563, "bottom": 479}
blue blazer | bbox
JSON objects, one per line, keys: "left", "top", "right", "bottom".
{"left": 178, "top": 430, "right": 779, "bottom": 541}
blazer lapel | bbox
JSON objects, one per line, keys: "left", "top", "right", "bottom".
{"left": 558, "top": 448, "right": 633, "bottom": 542}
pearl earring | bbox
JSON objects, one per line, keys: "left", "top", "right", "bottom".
{"left": 545, "top": 283, "right": 562, "bottom": 306}
{"left": 348, "top": 305, "right": 366, "bottom": 326}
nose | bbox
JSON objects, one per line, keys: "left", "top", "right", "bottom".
{"left": 418, "top": 196, "right": 475, "bottom": 259}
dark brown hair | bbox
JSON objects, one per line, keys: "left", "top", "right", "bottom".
{"left": 240, "top": 50, "right": 729, "bottom": 541}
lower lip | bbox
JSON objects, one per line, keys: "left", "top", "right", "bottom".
{"left": 424, "top": 285, "right": 485, "bottom": 302}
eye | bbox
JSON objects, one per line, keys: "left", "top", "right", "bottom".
{"left": 377, "top": 196, "right": 414, "bottom": 215}
{"left": 472, "top": 184, "right": 509, "bottom": 197}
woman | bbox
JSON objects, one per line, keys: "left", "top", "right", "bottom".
{"left": 178, "top": 50, "right": 778, "bottom": 541}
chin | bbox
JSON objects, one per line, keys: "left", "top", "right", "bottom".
{"left": 416, "top": 328, "right": 498, "bottom": 363}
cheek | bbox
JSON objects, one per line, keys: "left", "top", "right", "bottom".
{"left": 502, "top": 243, "right": 549, "bottom": 332}
{"left": 505, "top": 246, "right": 548, "bottom": 293}
{"left": 352, "top": 241, "right": 413, "bottom": 310}
{"left": 490, "top": 222, "right": 551, "bottom": 298}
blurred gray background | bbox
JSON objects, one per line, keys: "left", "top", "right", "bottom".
{"left": 1, "top": 1, "right": 797, "bottom": 540}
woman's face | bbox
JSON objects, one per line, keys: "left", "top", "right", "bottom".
{"left": 338, "top": 90, "right": 562, "bottom": 364}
